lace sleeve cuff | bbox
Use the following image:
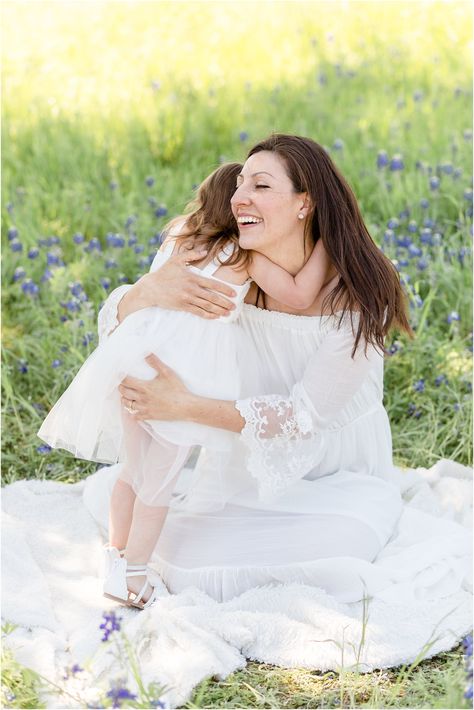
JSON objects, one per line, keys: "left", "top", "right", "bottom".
{"left": 235, "top": 383, "right": 326, "bottom": 502}
{"left": 97, "top": 285, "right": 133, "bottom": 343}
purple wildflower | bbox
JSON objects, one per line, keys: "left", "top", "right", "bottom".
{"left": 110, "top": 180, "right": 118, "bottom": 190}
{"left": 7, "top": 227, "right": 18, "bottom": 240}
{"left": 17, "top": 359, "right": 28, "bottom": 373}
{"left": 407, "top": 403, "right": 422, "bottom": 418}
{"left": 435, "top": 374, "right": 448, "bottom": 387}
{"left": 106, "top": 683, "right": 137, "bottom": 709}
{"left": 100, "top": 277, "right": 111, "bottom": 291}
{"left": 419, "top": 198, "right": 429, "bottom": 208}
{"left": 145, "top": 176, "right": 155, "bottom": 187}
{"left": 377, "top": 150, "right": 389, "bottom": 168}
{"left": 239, "top": 131, "right": 249, "bottom": 142}
{"left": 155, "top": 206, "right": 168, "bottom": 218}
{"left": 10, "top": 240, "right": 23, "bottom": 252}
{"left": 429, "top": 176, "right": 440, "bottom": 191}
{"left": 13, "top": 267, "right": 26, "bottom": 282}
{"left": 51, "top": 359, "right": 62, "bottom": 368}
{"left": 21, "top": 279, "right": 39, "bottom": 296}
{"left": 99, "top": 611, "right": 122, "bottom": 642}
{"left": 389, "top": 154, "right": 404, "bottom": 171}
{"left": 73, "top": 233, "right": 85, "bottom": 244}
{"left": 447, "top": 311, "right": 460, "bottom": 323}
{"left": 333, "top": 138, "right": 344, "bottom": 150}
{"left": 413, "top": 379, "right": 425, "bottom": 393}
{"left": 37, "top": 444, "right": 52, "bottom": 454}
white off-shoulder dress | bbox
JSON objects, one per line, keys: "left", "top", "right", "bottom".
{"left": 91, "top": 281, "right": 472, "bottom": 605}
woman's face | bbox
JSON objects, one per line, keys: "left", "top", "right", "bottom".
{"left": 231, "top": 151, "right": 310, "bottom": 255}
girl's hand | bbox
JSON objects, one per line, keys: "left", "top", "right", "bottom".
{"left": 119, "top": 354, "right": 192, "bottom": 421}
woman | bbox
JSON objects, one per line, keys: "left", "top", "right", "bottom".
{"left": 91, "top": 134, "right": 469, "bottom": 606}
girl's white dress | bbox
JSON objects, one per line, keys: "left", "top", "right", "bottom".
{"left": 37, "top": 241, "right": 251, "bottom": 478}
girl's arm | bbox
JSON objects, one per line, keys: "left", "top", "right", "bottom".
{"left": 248, "top": 238, "right": 331, "bottom": 310}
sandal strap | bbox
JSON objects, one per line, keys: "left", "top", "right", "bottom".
{"left": 132, "top": 578, "right": 151, "bottom": 605}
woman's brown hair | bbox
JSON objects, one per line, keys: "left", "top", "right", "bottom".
{"left": 248, "top": 134, "right": 414, "bottom": 357}
{"left": 163, "top": 162, "right": 250, "bottom": 270}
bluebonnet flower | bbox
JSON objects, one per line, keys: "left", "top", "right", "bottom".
{"left": 464, "top": 189, "right": 473, "bottom": 202}
{"left": 447, "top": 311, "right": 460, "bottom": 323}
{"left": 6, "top": 202, "right": 14, "bottom": 213}
{"left": 17, "top": 359, "right": 28, "bottom": 373}
{"left": 70, "top": 282, "right": 83, "bottom": 297}
{"left": 62, "top": 299, "right": 81, "bottom": 313}
{"left": 412, "top": 294, "right": 424, "bottom": 307}
{"left": 128, "top": 235, "right": 138, "bottom": 247}
{"left": 28, "top": 247, "right": 39, "bottom": 259}
{"left": 13, "top": 266, "right": 26, "bottom": 282}
{"left": 145, "top": 176, "right": 155, "bottom": 187}
{"left": 51, "top": 359, "right": 62, "bottom": 368}
{"left": 416, "top": 258, "right": 428, "bottom": 271}
{"left": 419, "top": 198, "right": 429, "bottom": 209}
{"left": 125, "top": 215, "right": 137, "bottom": 229}
{"left": 100, "top": 277, "right": 111, "bottom": 291}
{"left": 10, "top": 240, "right": 23, "bottom": 252}
{"left": 106, "top": 683, "right": 137, "bottom": 708}
{"left": 413, "top": 89, "right": 423, "bottom": 102}
{"left": 105, "top": 258, "right": 118, "bottom": 269}
{"left": 383, "top": 229, "right": 395, "bottom": 244}
{"left": 60, "top": 345, "right": 69, "bottom": 352}
{"left": 62, "top": 663, "right": 84, "bottom": 680}
{"left": 389, "top": 154, "right": 404, "bottom": 171}
{"left": 429, "top": 176, "right": 440, "bottom": 191}
{"left": 453, "top": 403, "right": 461, "bottom": 412}
{"left": 37, "top": 444, "right": 52, "bottom": 454}
{"left": 110, "top": 181, "right": 118, "bottom": 190}
{"left": 333, "top": 138, "right": 344, "bottom": 150}
{"left": 407, "top": 403, "right": 422, "bottom": 418}
{"left": 106, "top": 233, "right": 125, "bottom": 248}
{"left": 453, "top": 167, "right": 462, "bottom": 179}
{"left": 420, "top": 229, "right": 433, "bottom": 245}
{"left": 7, "top": 227, "right": 18, "bottom": 240}
{"left": 82, "top": 333, "right": 95, "bottom": 347}
{"left": 438, "top": 163, "right": 453, "bottom": 175}
{"left": 149, "top": 234, "right": 162, "bottom": 246}
{"left": 376, "top": 150, "right": 389, "bottom": 168}
{"left": 239, "top": 131, "right": 249, "bottom": 142}
{"left": 85, "top": 238, "right": 102, "bottom": 253}
{"left": 408, "top": 244, "right": 422, "bottom": 258}
{"left": 21, "top": 279, "right": 39, "bottom": 296}
{"left": 458, "top": 247, "right": 470, "bottom": 265}
{"left": 407, "top": 220, "right": 418, "bottom": 233}
{"left": 387, "top": 341, "right": 402, "bottom": 355}
{"left": 434, "top": 374, "right": 448, "bottom": 387}
{"left": 413, "top": 379, "right": 425, "bottom": 393}
{"left": 47, "top": 252, "right": 60, "bottom": 265}
{"left": 99, "top": 611, "right": 122, "bottom": 642}
{"left": 73, "top": 232, "right": 85, "bottom": 244}
{"left": 432, "top": 232, "right": 442, "bottom": 246}
{"left": 463, "top": 129, "right": 472, "bottom": 141}
{"left": 155, "top": 206, "right": 168, "bottom": 218}
{"left": 138, "top": 257, "right": 150, "bottom": 269}
{"left": 134, "top": 244, "right": 144, "bottom": 254}
{"left": 463, "top": 633, "right": 473, "bottom": 700}
{"left": 396, "top": 235, "right": 412, "bottom": 248}
{"left": 398, "top": 208, "right": 410, "bottom": 220}
{"left": 118, "top": 274, "right": 129, "bottom": 284}
{"left": 387, "top": 217, "right": 399, "bottom": 229}
{"left": 422, "top": 218, "right": 435, "bottom": 229}
{"left": 148, "top": 197, "right": 158, "bottom": 208}
{"left": 150, "top": 699, "right": 167, "bottom": 708}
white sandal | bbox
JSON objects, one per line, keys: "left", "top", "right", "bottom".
{"left": 103, "top": 556, "right": 167, "bottom": 610}
{"left": 102, "top": 544, "right": 126, "bottom": 578}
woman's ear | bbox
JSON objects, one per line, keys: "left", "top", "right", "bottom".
{"left": 299, "top": 193, "right": 312, "bottom": 218}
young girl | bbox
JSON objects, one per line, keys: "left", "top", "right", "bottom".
{"left": 37, "top": 162, "right": 331, "bottom": 609}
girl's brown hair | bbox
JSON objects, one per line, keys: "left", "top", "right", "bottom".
{"left": 248, "top": 134, "right": 414, "bottom": 356}
{"left": 163, "top": 162, "right": 250, "bottom": 270}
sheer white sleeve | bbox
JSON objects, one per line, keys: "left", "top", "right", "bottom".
{"left": 235, "top": 314, "right": 381, "bottom": 502}
{"left": 97, "top": 285, "right": 133, "bottom": 344}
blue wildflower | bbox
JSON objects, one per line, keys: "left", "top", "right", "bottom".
{"left": 105, "top": 258, "right": 118, "bottom": 269}
{"left": 63, "top": 663, "right": 84, "bottom": 680}
{"left": 150, "top": 700, "right": 167, "bottom": 708}
{"left": 13, "top": 266, "right": 26, "bottom": 282}
{"left": 21, "top": 279, "right": 39, "bottom": 296}
{"left": 128, "top": 235, "right": 138, "bottom": 246}
{"left": 383, "top": 229, "right": 395, "bottom": 244}
{"left": 407, "top": 403, "right": 422, "bottom": 418}
{"left": 125, "top": 215, "right": 137, "bottom": 229}
{"left": 110, "top": 181, "right": 118, "bottom": 190}
{"left": 148, "top": 196, "right": 158, "bottom": 208}
{"left": 429, "top": 176, "right": 440, "bottom": 191}
{"left": 17, "top": 359, "right": 28, "bottom": 373}
{"left": 389, "top": 154, "right": 404, "bottom": 171}
{"left": 333, "top": 138, "right": 344, "bottom": 150}
{"left": 106, "top": 233, "right": 125, "bottom": 248}
{"left": 138, "top": 257, "right": 149, "bottom": 269}
{"left": 412, "top": 294, "right": 424, "bottom": 307}
{"left": 106, "top": 684, "right": 137, "bottom": 708}
{"left": 47, "top": 252, "right": 60, "bottom": 265}
{"left": 463, "top": 130, "right": 472, "bottom": 141}
{"left": 70, "top": 282, "right": 83, "bottom": 297}
{"left": 453, "top": 168, "right": 462, "bottom": 179}
{"left": 145, "top": 176, "right": 155, "bottom": 187}
{"left": 99, "top": 611, "right": 122, "bottom": 642}
{"left": 416, "top": 258, "right": 428, "bottom": 271}
{"left": 377, "top": 150, "right": 389, "bottom": 168}
{"left": 239, "top": 131, "right": 249, "bottom": 142}
{"left": 37, "top": 444, "right": 52, "bottom": 454}
{"left": 396, "top": 235, "right": 412, "bottom": 248}
{"left": 149, "top": 234, "right": 162, "bottom": 246}
{"left": 118, "top": 274, "right": 129, "bottom": 284}
{"left": 419, "top": 198, "right": 429, "bottom": 208}
{"left": 82, "top": 332, "right": 95, "bottom": 347}
{"left": 100, "top": 277, "right": 111, "bottom": 290}
{"left": 407, "top": 220, "right": 418, "bottom": 233}
{"left": 439, "top": 163, "right": 453, "bottom": 175}
{"left": 85, "top": 237, "right": 102, "bottom": 253}
{"left": 387, "top": 217, "right": 399, "bottom": 230}
{"left": 435, "top": 374, "right": 448, "bottom": 387}
{"left": 28, "top": 247, "right": 40, "bottom": 259}
{"left": 134, "top": 244, "right": 144, "bottom": 254}
{"left": 447, "top": 311, "right": 460, "bottom": 323}
{"left": 413, "top": 379, "right": 425, "bottom": 393}
{"left": 413, "top": 89, "right": 423, "bottom": 102}
{"left": 398, "top": 208, "right": 410, "bottom": 220}
{"left": 408, "top": 244, "right": 422, "bottom": 258}
{"left": 420, "top": 229, "right": 433, "bottom": 245}
{"left": 51, "top": 359, "right": 62, "bottom": 368}
{"left": 10, "top": 240, "right": 23, "bottom": 252}
{"left": 73, "top": 232, "right": 85, "bottom": 244}
{"left": 7, "top": 227, "right": 18, "bottom": 240}
{"left": 155, "top": 206, "right": 168, "bottom": 218}
{"left": 464, "top": 189, "right": 473, "bottom": 202}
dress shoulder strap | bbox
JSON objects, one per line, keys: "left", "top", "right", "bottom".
{"left": 199, "top": 241, "right": 237, "bottom": 277}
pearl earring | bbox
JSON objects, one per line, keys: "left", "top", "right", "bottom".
{"left": 298, "top": 213, "right": 305, "bottom": 220}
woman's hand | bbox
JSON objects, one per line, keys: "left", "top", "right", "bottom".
{"left": 119, "top": 354, "right": 193, "bottom": 421}
{"left": 118, "top": 248, "right": 237, "bottom": 324}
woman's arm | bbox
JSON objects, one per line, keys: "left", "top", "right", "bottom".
{"left": 248, "top": 239, "right": 331, "bottom": 310}
{"left": 97, "top": 246, "right": 238, "bottom": 340}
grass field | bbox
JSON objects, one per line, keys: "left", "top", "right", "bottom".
{"left": 1, "top": 0, "right": 473, "bottom": 707}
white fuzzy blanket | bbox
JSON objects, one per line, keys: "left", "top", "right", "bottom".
{"left": 2, "top": 460, "right": 473, "bottom": 708}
